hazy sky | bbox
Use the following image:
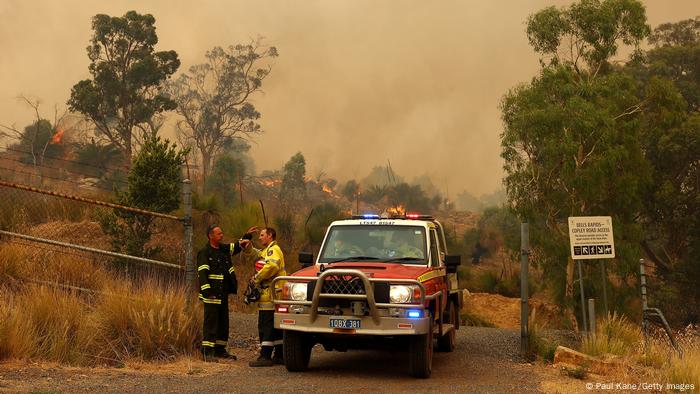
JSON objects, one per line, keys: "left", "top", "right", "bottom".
{"left": 0, "top": 0, "right": 697, "bottom": 198}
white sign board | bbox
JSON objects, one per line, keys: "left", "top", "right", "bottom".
{"left": 568, "top": 216, "right": 615, "bottom": 260}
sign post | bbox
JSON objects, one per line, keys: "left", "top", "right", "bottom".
{"left": 568, "top": 216, "right": 615, "bottom": 333}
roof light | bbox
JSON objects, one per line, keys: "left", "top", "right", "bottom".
{"left": 406, "top": 213, "right": 420, "bottom": 219}
{"left": 362, "top": 214, "right": 380, "bottom": 219}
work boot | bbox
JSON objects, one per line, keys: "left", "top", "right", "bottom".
{"left": 272, "top": 345, "right": 284, "bottom": 365}
{"left": 214, "top": 348, "right": 237, "bottom": 360}
{"left": 248, "top": 355, "right": 273, "bottom": 367}
{"left": 201, "top": 347, "right": 217, "bottom": 363}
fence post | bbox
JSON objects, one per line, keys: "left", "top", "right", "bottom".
{"left": 520, "top": 222, "right": 529, "bottom": 356}
{"left": 183, "top": 179, "right": 195, "bottom": 308}
{"left": 577, "top": 260, "right": 588, "bottom": 335}
{"left": 640, "top": 259, "right": 649, "bottom": 350}
{"left": 588, "top": 298, "right": 596, "bottom": 339}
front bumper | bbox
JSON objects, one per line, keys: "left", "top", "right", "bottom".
{"left": 272, "top": 268, "right": 442, "bottom": 337}
{"left": 274, "top": 313, "right": 431, "bottom": 335}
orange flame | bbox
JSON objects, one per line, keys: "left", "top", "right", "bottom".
{"left": 50, "top": 128, "right": 64, "bottom": 145}
{"left": 260, "top": 179, "right": 281, "bottom": 187}
{"left": 322, "top": 183, "right": 333, "bottom": 194}
{"left": 386, "top": 205, "right": 405, "bottom": 216}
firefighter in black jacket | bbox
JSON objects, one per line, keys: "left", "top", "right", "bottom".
{"left": 197, "top": 225, "right": 253, "bottom": 361}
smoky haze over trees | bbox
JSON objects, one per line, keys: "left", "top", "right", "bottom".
{"left": 167, "top": 41, "right": 278, "bottom": 191}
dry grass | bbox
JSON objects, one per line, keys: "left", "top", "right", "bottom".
{"left": 576, "top": 314, "right": 700, "bottom": 389}
{"left": 0, "top": 242, "right": 201, "bottom": 366}
{"left": 663, "top": 328, "right": 700, "bottom": 390}
{"left": 96, "top": 279, "right": 201, "bottom": 362}
{"left": 582, "top": 313, "right": 642, "bottom": 357}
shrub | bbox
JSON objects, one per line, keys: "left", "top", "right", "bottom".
{"left": 95, "top": 279, "right": 200, "bottom": 362}
{"left": 582, "top": 313, "right": 642, "bottom": 357}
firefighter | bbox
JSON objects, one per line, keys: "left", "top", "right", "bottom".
{"left": 244, "top": 227, "right": 287, "bottom": 367}
{"left": 197, "top": 225, "right": 253, "bottom": 361}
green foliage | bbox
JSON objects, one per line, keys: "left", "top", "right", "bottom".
{"left": 305, "top": 202, "right": 344, "bottom": 246}
{"left": 72, "top": 139, "right": 125, "bottom": 186}
{"left": 477, "top": 206, "right": 520, "bottom": 258}
{"left": 625, "top": 19, "right": 700, "bottom": 321}
{"left": 341, "top": 180, "right": 359, "bottom": 201}
{"left": 12, "top": 119, "right": 65, "bottom": 164}
{"left": 168, "top": 41, "right": 277, "bottom": 188}
{"left": 360, "top": 165, "right": 404, "bottom": 188}
{"left": 527, "top": 321, "right": 560, "bottom": 362}
{"left": 100, "top": 136, "right": 186, "bottom": 258}
{"left": 280, "top": 152, "right": 307, "bottom": 206}
{"left": 526, "top": 0, "right": 650, "bottom": 71}
{"left": 273, "top": 212, "right": 295, "bottom": 245}
{"left": 581, "top": 313, "right": 641, "bottom": 356}
{"left": 68, "top": 10, "right": 180, "bottom": 161}
{"left": 206, "top": 154, "right": 245, "bottom": 207}
{"left": 501, "top": 1, "right": 661, "bottom": 305}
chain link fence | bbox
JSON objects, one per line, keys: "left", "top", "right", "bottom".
{"left": 0, "top": 177, "right": 195, "bottom": 297}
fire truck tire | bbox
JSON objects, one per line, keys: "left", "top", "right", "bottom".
{"left": 408, "top": 317, "right": 433, "bottom": 378}
{"left": 284, "top": 330, "right": 312, "bottom": 372}
{"left": 437, "top": 301, "right": 456, "bottom": 352}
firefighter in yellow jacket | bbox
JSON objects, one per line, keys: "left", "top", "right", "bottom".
{"left": 244, "top": 227, "right": 287, "bottom": 367}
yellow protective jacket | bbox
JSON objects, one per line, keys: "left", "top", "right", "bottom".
{"left": 246, "top": 240, "right": 286, "bottom": 310}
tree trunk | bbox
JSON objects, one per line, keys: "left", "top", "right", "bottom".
{"left": 201, "top": 150, "right": 212, "bottom": 194}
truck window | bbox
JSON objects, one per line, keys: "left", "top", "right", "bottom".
{"left": 429, "top": 229, "right": 441, "bottom": 267}
{"left": 319, "top": 225, "right": 428, "bottom": 264}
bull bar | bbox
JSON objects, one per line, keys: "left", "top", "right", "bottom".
{"left": 271, "top": 269, "right": 442, "bottom": 335}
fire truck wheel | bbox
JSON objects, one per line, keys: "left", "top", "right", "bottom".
{"left": 284, "top": 330, "right": 312, "bottom": 372}
{"left": 437, "top": 301, "right": 457, "bottom": 352}
{"left": 408, "top": 316, "right": 433, "bottom": 378}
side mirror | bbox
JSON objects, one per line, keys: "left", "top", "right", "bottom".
{"left": 445, "top": 254, "right": 461, "bottom": 274}
{"left": 299, "top": 252, "right": 314, "bottom": 268}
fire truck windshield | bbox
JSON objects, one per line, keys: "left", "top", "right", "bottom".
{"left": 319, "top": 225, "right": 427, "bottom": 264}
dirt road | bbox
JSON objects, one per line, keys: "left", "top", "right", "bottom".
{"left": 0, "top": 314, "right": 577, "bottom": 393}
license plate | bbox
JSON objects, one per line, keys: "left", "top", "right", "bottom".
{"left": 329, "top": 318, "right": 361, "bottom": 329}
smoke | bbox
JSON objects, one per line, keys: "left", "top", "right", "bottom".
{"left": 0, "top": 0, "right": 696, "bottom": 198}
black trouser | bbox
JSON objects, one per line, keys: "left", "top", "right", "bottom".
{"left": 203, "top": 296, "right": 229, "bottom": 352}
{"left": 258, "top": 310, "right": 283, "bottom": 359}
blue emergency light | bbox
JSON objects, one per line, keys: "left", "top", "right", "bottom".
{"left": 407, "top": 310, "right": 423, "bottom": 318}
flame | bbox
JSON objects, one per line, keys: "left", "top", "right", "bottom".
{"left": 50, "top": 128, "right": 64, "bottom": 145}
{"left": 386, "top": 205, "right": 405, "bottom": 216}
{"left": 321, "top": 183, "right": 333, "bottom": 194}
{"left": 259, "top": 179, "right": 281, "bottom": 187}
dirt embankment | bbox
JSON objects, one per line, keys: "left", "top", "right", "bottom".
{"left": 463, "top": 292, "right": 577, "bottom": 330}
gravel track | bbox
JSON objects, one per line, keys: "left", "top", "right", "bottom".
{"left": 0, "top": 312, "right": 567, "bottom": 393}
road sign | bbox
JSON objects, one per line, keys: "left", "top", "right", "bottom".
{"left": 568, "top": 216, "right": 615, "bottom": 260}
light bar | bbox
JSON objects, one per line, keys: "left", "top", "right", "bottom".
{"left": 351, "top": 214, "right": 380, "bottom": 219}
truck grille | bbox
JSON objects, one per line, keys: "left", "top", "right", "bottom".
{"left": 322, "top": 275, "right": 366, "bottom": 295}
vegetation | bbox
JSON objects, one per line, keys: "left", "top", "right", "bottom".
{"left": 0, "top": 244, "right": 199, "bottom": 365}
{"left": 99, "top": 136, "right": 187, "bottom": 258}
{"left": 168, "top": 41, "right": 277, "bottom": 189}
{"left": 68, "top": 10, "right": 180, "bottom": 163}
{"left": 502, "top": 0, "right": 699, "bottom": 325}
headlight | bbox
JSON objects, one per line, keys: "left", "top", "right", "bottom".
{"left": 390, "top": 285, "right": 416, "bottom": 303}
{"left": 287, "top": 282, "right": 308, "bottom": 301}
